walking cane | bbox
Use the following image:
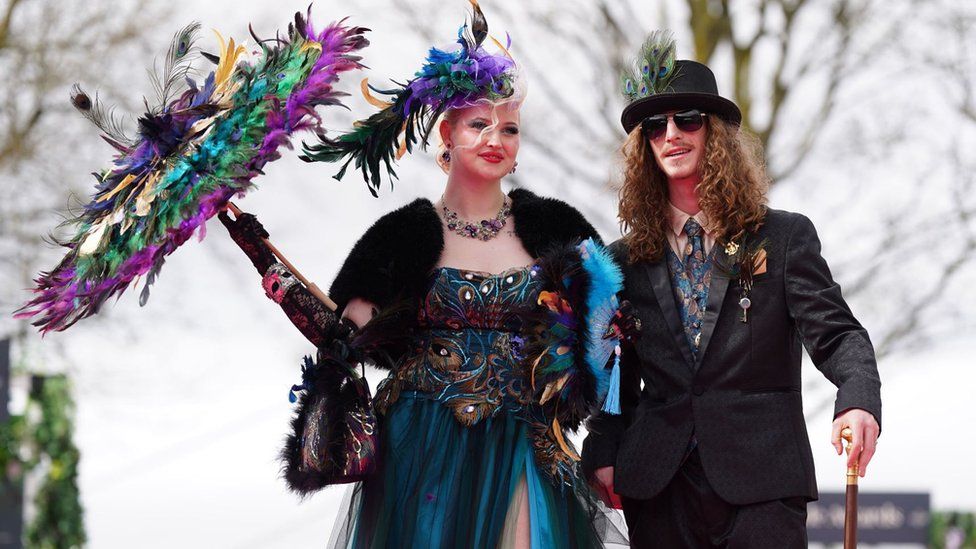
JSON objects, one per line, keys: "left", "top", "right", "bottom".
{"left": 226, "top": 202, "right": 338, "bottom": 312}
{"left": 841, "top": 427, "right": 859, "bottom": 549}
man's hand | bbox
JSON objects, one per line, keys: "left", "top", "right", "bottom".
{"left": 591, "top": 466, "right": 621, "bottom": 508}
{"left": 831, "top": 408, "right": 880, "bottom": 477}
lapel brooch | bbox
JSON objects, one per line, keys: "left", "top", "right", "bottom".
{"left": 718, "top": 236, "right": 769, "bottom": 323}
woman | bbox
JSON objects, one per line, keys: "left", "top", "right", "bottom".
{"left": 221, "top": 4, "right": 628, "bottom": 547}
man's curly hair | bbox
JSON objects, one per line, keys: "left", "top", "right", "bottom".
{"left": 617, "top": 117, "right": 770, "bottom": 262}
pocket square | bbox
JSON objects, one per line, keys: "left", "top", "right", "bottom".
{"left": 753, "top": 249, "right": 767, "bottom": 275}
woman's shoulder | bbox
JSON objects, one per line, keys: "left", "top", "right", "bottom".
{"left": 346, "top": 197, "right": 442, "bottom": 259}
{"left": 329, "top": 197, "right": 443, "bottom": 311}
{"left": 509, "top": 188, "right": 581, "bottom": 217}
{"left": 369, "top": 197, "right": 438, "bottom": 230}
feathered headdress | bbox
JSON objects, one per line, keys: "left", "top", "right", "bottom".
{"left": 300, "top": 0, "right": 517, "bottom": 196}
{"left": 15, "top": 10, "right": 369, "bottom": 334}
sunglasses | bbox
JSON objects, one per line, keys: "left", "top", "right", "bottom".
{"left": 640, "top": 110, "right": 708, "bottom": 140}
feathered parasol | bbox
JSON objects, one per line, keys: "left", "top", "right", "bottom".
{"left": 300, "top": 0, "right": 516, "bottom": 196}
{"left": 15, "top": 9, "right": 369, "bottom": 334}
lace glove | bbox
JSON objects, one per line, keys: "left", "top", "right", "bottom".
{"left": 218, "top": 210, "right": 277, "bottom": 274}
{"left": 218, "top": 208, "right": 351, "bottom": 347}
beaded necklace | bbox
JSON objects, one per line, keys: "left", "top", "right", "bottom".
{"left": 440, "top": 195, "right": 512, "bottom": 241}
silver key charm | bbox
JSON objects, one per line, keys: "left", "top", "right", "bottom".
{"left": 739, "top": 296, "right": 752, "bottom": 323}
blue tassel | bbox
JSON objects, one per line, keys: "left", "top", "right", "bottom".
{"left": 602, "top": 346, "right": 622, "bottom": 415}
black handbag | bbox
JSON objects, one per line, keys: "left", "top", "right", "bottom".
{"left": 281, "top": 342, "right": 378, "bottom": 495}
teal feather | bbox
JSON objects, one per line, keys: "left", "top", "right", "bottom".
{"left": 300, "top": 88, "right": 415, "bottom": 197}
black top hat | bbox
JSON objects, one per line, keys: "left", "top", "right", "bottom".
{"left": 620, "top": 60, "right": 741, "bottom": 133}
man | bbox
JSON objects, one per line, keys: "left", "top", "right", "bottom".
{"left": 582, "top": 32, "right": 882, "bottom": 548}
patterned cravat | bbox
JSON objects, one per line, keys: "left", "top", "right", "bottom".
{"left": 680, "top": 218, "right": 710, "bottom": 354}
{"left": 664, "top": 217, "right": 712, "bottom": 457}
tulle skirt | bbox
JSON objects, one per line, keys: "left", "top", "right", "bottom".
{"left": 327, "top": 392, "right": 627, "bottom": 548}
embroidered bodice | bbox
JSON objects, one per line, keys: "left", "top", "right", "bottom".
{"left": 374, "top": 265, "right": 541, "bottom": 426}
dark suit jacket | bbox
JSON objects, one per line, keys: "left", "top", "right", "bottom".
{"left": 581, "top": 209, "right": 881, "bottom": 505}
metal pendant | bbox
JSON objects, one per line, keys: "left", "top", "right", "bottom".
{"left": 739, "top": 295, "right": 752, "bottom": 323}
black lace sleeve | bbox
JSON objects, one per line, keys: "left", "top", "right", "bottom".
{"left": 277, "top": 283, "right": 352, "bottom": 347}
{"left": 218, "top": 211, "right": 352, "bottom": 347}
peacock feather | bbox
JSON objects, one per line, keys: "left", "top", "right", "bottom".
{"left": 621, "top": 29, "right": 678, "bottom": 101}
{"left": 522, "top": 238, "right": 625, "bottom": 433}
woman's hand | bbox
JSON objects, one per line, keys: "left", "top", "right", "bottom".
{"left": 217, "top": 209, "right": 276, "bottom": 274}
{"left": 341, "top": 297, "right": 377, "bottom": 330}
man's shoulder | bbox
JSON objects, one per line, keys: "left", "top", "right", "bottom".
{"left": 761, "top": 207, "right": 805, "bottom": 226}
{"left": 758, "top": 208, "right": 816, "bottom": 237}
{"left": 608, "top": 237, "right": 630, "bottom": 263}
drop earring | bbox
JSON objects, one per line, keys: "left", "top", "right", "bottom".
{"left": 510, "top": 161, "right": 518, "bottom": 174}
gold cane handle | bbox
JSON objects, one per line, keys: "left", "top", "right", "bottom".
{"left": 841, "top": 427, "right": 859, "bottom": 486}
{"left": 841, "top": 426, "right": 859, "bottom": 549}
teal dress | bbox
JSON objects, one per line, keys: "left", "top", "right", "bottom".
{"left": 328, "top": 266, "right": 626, "bottom": 548}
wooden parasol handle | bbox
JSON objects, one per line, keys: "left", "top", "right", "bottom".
{"left": 841, "top": 427, "right": 858, "bottom": 549}
{"left": 227, "top": 202, "right": 338, "bottom": 312}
